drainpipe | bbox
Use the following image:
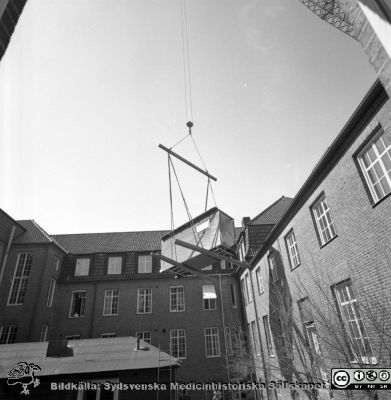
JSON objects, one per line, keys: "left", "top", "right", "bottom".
{"left": 219, "top": 273, "right": 231, "bottom": 383}
{"left": 248, "top": 266, "right": 270, "bottom": 400}
{"left": 0, "top": 225, "right": 16, "bottom": 286}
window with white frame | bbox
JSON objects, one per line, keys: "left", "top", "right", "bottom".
{"left": 263, "top": 315, "right": 275, "bottom": 356}
{"left": 136, "top": 331, "right": 151, "bottom": 344}
{"left": 103, "top": 289, "right": 119, "bottom": 315}
{"left": 0, "top": 325, "right": 17, "bottom": 344}
{"left": 358, "top": 130, "right": 391, "bottom": 203}
{"left": 268, "top": 252, "right": 278, "bottom": 284}
{"left": 107, "top": 256, "right": 122, "bottom": 275}
{"left": 333, "top": 280, "right": 375, "bottom": 364}
{"left": 101, "top": 333, "right": 116, "bottom": 338}
{"left": 202, "top": 285, "right": 217, "bottom": 310}
{"left": 244, "top": 273, "right": 252, "bottom": 303}
{"left": 69, "top": 291, "right": 86, "bottom": 317}
{"left": 170, "top": 286, "right": 185, "bottom": 312}
{"left": 170, "top": 329, "right": 186, "bottom": 358}
{"left": 138, "top": 255, "right": 153, "bottom": 273}
{"left": 52, "top": 256, "right": 60, "bottom": 271}
{"left": 311, "top": 195, "right": 337, "bottom": 245}
{"left": 8, "top": 253, "right": 32, "bottom": 305}
{"left": 205, "top": 327, "right": 220, "bottom": 357}
{"left": 46, "top": 279, "right": 56, "bottom": 307}
{"left": 285, "top": 230, "right": 301, "bottom": 269}
{"left": 76, "top": 379, "right": 118, "bottom": 400}
{"left": 137, "top": 288, "right": 152, "bottom": 314}
{"left": 75, "top": 258, "right": 90, "bottom": 276}
{"left": 256, "top": 267, "right": 264, "bottom": 294}
{"left": 40, "top": 325, "right": 48, "bottom": 342}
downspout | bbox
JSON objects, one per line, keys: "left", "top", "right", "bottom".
{"left": 0, "top": 225, "right": 16, "bottom": 285}
{"left": 219, "top": 273, "right": 231, "bottom": 383}
{"left": 248, "top": 266, "right": 270, "bottom": 400}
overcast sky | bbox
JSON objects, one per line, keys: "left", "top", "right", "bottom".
{"left": 0, "top": 0, "right": 376, "bottom": 234}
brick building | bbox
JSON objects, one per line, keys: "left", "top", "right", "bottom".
{"left": 0, "top": 208, "right": 246, "bottom": 400}
{"left": 238, "top": 80, "right": 391, "bottom": 400}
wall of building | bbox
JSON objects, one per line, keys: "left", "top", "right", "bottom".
{"left": 240, "top": 84, "right": 391, "bottom": 400}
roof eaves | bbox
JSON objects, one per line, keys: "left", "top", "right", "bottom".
{"left": 250, "top": 79, "right": 387, "bottom": 268}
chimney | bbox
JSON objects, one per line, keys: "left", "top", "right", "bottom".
{"left": 46, "top": 340, "right": 74, "bottom": 358}
{"left": 242, "top": 217, "right": 250, "bottom": 228}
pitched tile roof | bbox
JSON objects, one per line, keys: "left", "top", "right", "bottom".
{"left": 249, "top": 196, "right": 293, "bottom": 225}
{"left": 53, "top": 230, "right": 170, "bottom": 254}
{"left": 13, "top": 220, "right": 67, "bottom": 252}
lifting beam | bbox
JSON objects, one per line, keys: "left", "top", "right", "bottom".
{"left": 159, "top": 144, "right": 217, "bottom": 182}
{"left": 174, "top": 239, "right": 249, "bottom": 269}
{"left": 151, "top": 252, "right": 215, "bottom": 282}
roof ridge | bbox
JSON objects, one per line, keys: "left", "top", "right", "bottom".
{"left": 249, "top": 195, "right": 292, "bottom": 225}
{"left": 52, "top": 229, "right": 170, "bottom": 237}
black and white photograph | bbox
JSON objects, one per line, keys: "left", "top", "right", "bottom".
{"left": 0, "top": 0, "right": 390, "bottom": 399}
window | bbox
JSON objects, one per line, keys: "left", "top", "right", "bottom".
{"left": 136, "top": 331, "right": 151, "bottom": 344}
{"left": 268, "top": 252, "right": 278, "bottom": 283}
{"left": 298, "top": 298, "right": 327, "bottom": 381}
{"left": 101, "top": 333, "right": 116, "bottom": 338}
{"left": 8, "top": 253, "right": 32, "bottom": 305}
{"left": 66, "top": 335, "right": 80, "bottom": 340}
{"left": 225, "top": 326, "right": 243, "bottom": 356}
{"left": 46, "top": 279, "right": 56, "bottom": 307}
{"left": 103, "top": 289, "right": 119, "bottom": 315}
{"left": 230, "top": 284, "right": 237, "bottom": 308}
{"left": 137, "top": 288, "right": 152, "bottom": 314}
{"left": 245, "top": 273, "right": 252, "bottom": 303}
{"left": 205, "top": 327, "right": 220, "bottom": 357}
{"left": 311, "top": 195, "right": 337, "bottom": 246}
{"left": 69, "top": 291, "right": 86, "bottom": 317}
{"left": 52, "top": 256, "right": 60, "bottom": 272}
{"left": 0, "top": 325, "right": 17, "bottom": 344}
{"left": 170, "top": 286, "right": 185, "bottom": 312}
{"left": 241, "top": 278, "right": 248, "bottom": 305}
{"left": 263, "top": 315, "right": 275, "bottom": 356}
{"left": 250, "top": 321, "right": 260, "bottom": 356}
{"left": 202, "top": 285, "right": 217, "bottom": 310}
{"left": 75, "top": 258, "right": 90, "bottom": 276}
{"left": 333, "top": 280, "right": 375, "bottom": 364}
{"left": 170, "top": 329, "right": 186, "bottom": 359}
{"left": 285, "top": 230, "right": 301, "bottom": 269}
{"left": 138, "top": 255, "right": 152, "bottom": 273}
{"left": 107, "top": 256, "right": 122, "bottom": 274}
{"left": 358, "top": 130, "right": 391, "bottom": 203}
{"left": 40, "top": 325, "right": 48, "bottom": 342}
{"left": 196, "top": 217, "right": 210, "bottom": 233}
{"left": 256, "top": 267, "right": 264, "bottom": 294}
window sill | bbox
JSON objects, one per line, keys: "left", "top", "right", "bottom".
{"left": 103, "top": 314, "right": 119, "bottom": 317}
{"left": 69, "top": 315, "right": 85, "bottom": 318}
{"left": 290, "top": 263, "right": 301, "bottom": 271}
{"left": 136, "top": 312, "right": 152, "bottom": 315}
{"left": 206, "top": 355, "right": 221, "bottom": 358}
{"left": 170, "top": 310, "right": 185, "bottom": 313}
{"left": 372, "top": 191, "right": 391, "bottom": 208}
{"left": 320, "top": 235, "right": 338, "bottom": 249}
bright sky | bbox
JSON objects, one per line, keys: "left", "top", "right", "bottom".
{"left": 0, "top": 0, "right": 376, "bottom": 234}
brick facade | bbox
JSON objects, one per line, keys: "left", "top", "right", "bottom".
{"left": 239, "top": 81, "right": 391, "bottom": 400}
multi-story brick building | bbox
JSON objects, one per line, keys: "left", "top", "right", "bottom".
{"left": 0, "top": 207, "right": 247, "bottom": 400}
{"left": 238, "top": 80, "right": 391, "bottom": 400}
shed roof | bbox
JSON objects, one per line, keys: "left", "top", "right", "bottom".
{"left": 0, "top": 337, "right": 180, "bottom": 378}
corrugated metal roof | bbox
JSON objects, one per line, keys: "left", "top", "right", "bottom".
{"left": 249, "top": 196, "right": 293, "bottom": 225}
{"left": 0, "top": 337, "right": 180, "bottom": 378}
{"left": 53, "top": 230, "right": 169, "bottom": 254}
